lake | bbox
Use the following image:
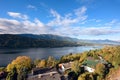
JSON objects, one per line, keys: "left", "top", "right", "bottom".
{"left": 0, "top": 46, "right": 102, "bottom": 66}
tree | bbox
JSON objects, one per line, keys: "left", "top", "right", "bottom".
{"left": 6, "top": 64, "right": 15, "bottom": 72}
{"left": 37, "top": 59, "right": 46, "bottom": 68}
{"left": 78, "top": 73, "right": 94, "bottom": 80}
{"left": 79, "top": 53, "right": 87, "bottom": 63}
{"left": 6, "top": 56, "right": 32, "bottom": 80}
{"left": 95, "top": 63, "right": 105, "bottom": 78}
{"left": 47, "top": 56, "right": 57, "bottom": 67}
{"left": 6, "top": 67, "right": 17, "bottom": 80}
{"left": 71, "top": 60, "right": 82, "bottom": 74}
{"left": 34, "top": 59, "right": 41, "bottom": 67}
{"left": 0, "top": 67, "right": 6, "bottom": 72}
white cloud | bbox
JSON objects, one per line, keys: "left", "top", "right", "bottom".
{"left": 50, "top": 9, "right": 61, "bottom": 20}
{"left": 49, "top": 26, "right": 120, "bottom": 37}
{"left": 0, "top": 17, "right": 120, "bottom": 36}
{"left": 1, "top": 7, "right": 120, "bottom": 38}
{"left": 47, "top": 6, "right": 87, "bottom": 27}
{"left": 82, "top": 27, "right": 120, "bottom": 35}
{"left": 8, "top": 12, "right": 28, "bottom": 20}
{"left": 105, "top": 19, "right": 118, "bottom": 26}
{"left": 48, "top": 9, "right": 75, "bottom": 26}
{"left": 0, "top": 18, "right": 47, "bottom": 34}
{"left": 74, "top": 6, "right": 88, "bottom": 22}
{"left": 74, "top": 6, "right": 87, "bottom": 16}
{"left": 27, "top": 5, "right": 37, "bottom": 10}
{"left": 34, "top": 18, "right": 45, "bottom": 27}
{"left": 88, "top": 19, "right": 101, "bottom": 22}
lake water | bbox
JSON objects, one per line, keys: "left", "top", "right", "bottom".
{"left": 0, "top": 46, "right": 102, "bottom": 66}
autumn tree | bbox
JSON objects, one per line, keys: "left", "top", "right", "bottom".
{"left": 34, "top": 59, "right": 41, "bottom": 67}
{"left": 37, "top": 59, "right": 46, "bottom": 68}
{"left": 95, "top": 63, "right": 105, "bottom": 79}
{"left": 6, "top": 66, "right": 17, "bottom": 80}
{"left": 71, "top": 60, "right": 82, "bottom": 74}
{"left": 79, "top": 52, "right": 87, "bottom": 63}
{"left": 6, "top": 56, "right": 32, "bottom": 80}
{"left": 47, "top": 56, "right": 57, "bottom": 67}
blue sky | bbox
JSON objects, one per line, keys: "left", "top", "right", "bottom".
{"left": 0, "top": 0, "right": 120, "bottom": 40}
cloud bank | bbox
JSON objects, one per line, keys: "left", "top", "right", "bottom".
{"left": 0, "top": 6, "right": 120, "bottom": 38}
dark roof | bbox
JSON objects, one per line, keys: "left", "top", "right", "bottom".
{"left": 27, "top": 72, "right": 61, "bottom": 80}
{"left": 32, "top": 67, "right": 56, "bottom": 75}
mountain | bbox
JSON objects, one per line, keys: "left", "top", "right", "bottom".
{"left": 0, "top": 34, "right": 119, "bottom": 48}
{"left": 17, "top": 34, "right": 80, "bottom": 42}
{"left": 18, "top": 34, "right": 120, "bottom": 45}
{"left": 0, "top": 34, "right": 85, "bottom": 48}
{"left": 83, "top": 39, "right": 120, "bottom": 45}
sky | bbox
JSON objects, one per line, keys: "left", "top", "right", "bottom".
{"left": 0, "top": 0, "right": 120, "bottom": 40}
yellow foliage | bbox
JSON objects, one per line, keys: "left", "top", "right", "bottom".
{"left": 6, "top": 63, "right": 15, "bottom": 72}
{"left": 71, "top": 60, "right": 81, "bottom": 73}
{"left": 37, "top": 59, "right": 46, "bottom": 68}
{"left": 95, "top": 63, "right": 105, "bottom": 76}
{"left": 6, "top": 56, "right": 32, "bottom": 73}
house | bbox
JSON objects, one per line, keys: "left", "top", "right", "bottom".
{"left": 82, "top": 55, "right": 111, "bottom": 73}
{"left": 84, "top": 66, "right": 95, "bottom": 73}
{"left": 27, "top": 72, "right": 61, "bottom": 80}
{"left": 31, "top": 67, "right": 56, "bottom": 75}
{"left": 27, "top": 67, "right": 62, "bottom": 80}
{"left": 58, "top": 64, "right": 65, "bottom": 74}
{"left": 27, "top": 62, "right": 73, "bottom": 80}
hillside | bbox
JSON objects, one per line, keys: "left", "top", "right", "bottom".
{"left": 0, "top": 34, "right": 119, "bottom": 48}
{"left": 60, "top": 46, "right": 120, "bottom": 80}
{"left": 0, "top": 34, "right": 86, "bottom": 48}
{"left": 17, "top": 34, "right": 80, "bottom": 42}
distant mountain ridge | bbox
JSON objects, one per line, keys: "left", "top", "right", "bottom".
{"left": 0, "top": 34, "right": 84, "bottom": 48}
{"left": 17, "top": 34, "right": 79, "bottom": 42}
{"left": 82, "top": 39, "right": 120, "bottom": 45}
{"left": 0, "top": 34, "right": 119, "bottom": 48}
